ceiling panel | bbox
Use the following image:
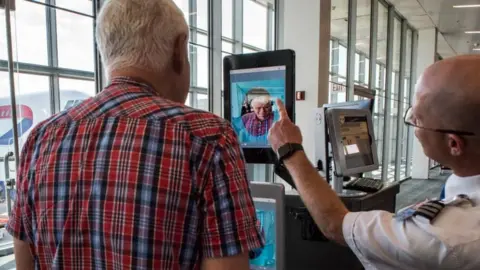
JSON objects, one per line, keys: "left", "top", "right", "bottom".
{"left": 417, "top": 0, "right": 480, "bottom": 55}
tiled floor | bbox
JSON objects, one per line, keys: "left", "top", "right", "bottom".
{"left": 395, "top": 170, "right": 449, "bottom": 211}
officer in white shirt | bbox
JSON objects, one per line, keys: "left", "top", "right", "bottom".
{"left": 268, "top": 55, "right": 480, "bottom": 269}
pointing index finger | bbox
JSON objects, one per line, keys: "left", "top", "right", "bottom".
{"left": 276, "top": 99, "right": 290, "bottom": 121}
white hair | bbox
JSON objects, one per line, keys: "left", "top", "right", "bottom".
{"left": 251, "top": 95, "right": 271, "bottom": 107}
{"left": 96, "top": 0, "right": 189, "bottom": 75}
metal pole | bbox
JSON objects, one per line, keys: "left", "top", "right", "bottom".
{"left": 5, "top": 0, "right": 21, "bottom": 169}
{"left": 346, "top": 0, "right": 357, "bottom": 101}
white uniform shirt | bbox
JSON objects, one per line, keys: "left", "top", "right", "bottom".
{"left": 342, "top": 174, "right": 480, "bottom": 270}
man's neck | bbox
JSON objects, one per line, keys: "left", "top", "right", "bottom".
{"left": 110, "top": 69, "right": 171, "bottom": 98}
{"left": 451, "top": 159, "right": 480, "bottom": 177}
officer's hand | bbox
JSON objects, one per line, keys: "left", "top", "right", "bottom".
{"left": 268, "top": 99, "right": 302, "bottom": 152}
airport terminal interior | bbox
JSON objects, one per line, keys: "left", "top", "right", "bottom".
{"left": 0, "top": 0, "right": 478, "bottom": 269}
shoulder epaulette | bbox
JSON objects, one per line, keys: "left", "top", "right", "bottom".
{"left": 413, "top": 200, "right": 445, "bottom": 223}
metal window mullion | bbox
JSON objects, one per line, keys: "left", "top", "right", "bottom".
{"left": 93, "top": 0, "right": 104, "bottom": 92}
{"left": 368, "top": 0, "right": 378, "bottom": 91}
{"left": 381, "top": 4, "right": 394, "bottom": 181}
{"left": 266, "top": 2, "right": 274, "bottom": 51}
{"left": 233, "top": 0, "right": 243, "bottom": 53}
{"left": 208, "top": 0, "right": 222, "bottom": 115}
{"left": 330, "top": 40, "right": 340, "bottom": 103}
{"left": 46, "top": 0, "right": 60, "bottom": 113}
{"left": 189, "top": 0, "right": 198, "bottom": 88}
{"left": 406, "top": 30, "right": 418, "bottom": 177}
{"left": 359, "top": 54, "right": 366, "bottom": 84}
{"left": 346, "top": 0, "right": 357, "bottom": 101}
{"left": 394, "top": 19, "right": 407, "bottom": 181}
{"left": 4, "top": 0, "right": 21, "bottom": 170}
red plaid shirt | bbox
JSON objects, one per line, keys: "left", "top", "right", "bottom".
{"left": 7, "top": 77, "right": 263, "bottom": 269}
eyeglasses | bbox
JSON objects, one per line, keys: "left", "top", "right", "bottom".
{"left": 404, "top": 107, "right": 475, "bottom": 136}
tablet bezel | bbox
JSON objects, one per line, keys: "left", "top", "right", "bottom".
{"left": 223, "top": 49, "right": 295, "bottom": 164}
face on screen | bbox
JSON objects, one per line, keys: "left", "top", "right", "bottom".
{"left": 230, "top": 66, "right": 286, "bottom": 148}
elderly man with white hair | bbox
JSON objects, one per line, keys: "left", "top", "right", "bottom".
{"left": 242, "top": 93, "right": 275, "bottom": 137}
{"left": 8, "top": 0, "right": 263, "bottom": 269}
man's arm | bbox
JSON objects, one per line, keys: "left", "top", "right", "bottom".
{"left": 199, "top": 124, "right": 263, "bottom": 269}
{"left": 6, "top": 133, "right": 36, "bottom": 269}
{"left": 268, "top": 99, "right": 349, "bottom": 244}
{"left": 201, "top": 253, "right": 250, "bottom": 270}
{"left": 283, "top": 151, "right": 349, "bottom": 244}
{"left": 13, "top": 238, "right": 34, "bottom": 270}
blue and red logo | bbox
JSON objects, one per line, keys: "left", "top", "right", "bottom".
{"left": 0, "top": 105, "right": 33, "bottom": 145}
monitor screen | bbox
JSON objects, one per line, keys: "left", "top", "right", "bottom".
{"left": 339, "top": 115, "right": 374, "bottom": 169}
{"left": 250, "top": 198, "right": 277, "bottom": 269}
{"left": 229, "top": 66, "right": 286, "bottom": 148}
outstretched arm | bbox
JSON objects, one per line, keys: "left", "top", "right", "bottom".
{"left": 268, "top": 99, "right": 349, "bottom": 244}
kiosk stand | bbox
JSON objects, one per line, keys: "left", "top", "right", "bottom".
{"left": 223, "top": 50, "right": 399, "bottom": 270}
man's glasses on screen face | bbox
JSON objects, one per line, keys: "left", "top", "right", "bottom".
{"left": 404, "top": 107, "right": 476, "bottom": 136}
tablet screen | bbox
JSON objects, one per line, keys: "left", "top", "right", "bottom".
{"left": 229, "top": 66, "right": 286, "bottom": 148}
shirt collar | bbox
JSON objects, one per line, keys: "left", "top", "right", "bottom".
{"left": 107, "top": 76, "right": 158, "bottom": 96}
{"left": 445, "top": 174, "right": 480, "bottom": 203}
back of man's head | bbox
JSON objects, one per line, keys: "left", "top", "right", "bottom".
{"left": 96, "top": 0, "right": 188, "bottom": 75}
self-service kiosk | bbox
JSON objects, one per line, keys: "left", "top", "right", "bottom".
{"left": 223, "top": 50, "right": 399, "bottom": 270}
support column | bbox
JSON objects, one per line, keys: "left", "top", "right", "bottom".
{"left": 411, "top": 28, "right": 436, "bottom": 179}
{"left": 276, "top": 0, "right": 330, "bottom": 188}
{"left": 277, "top": 0, "right": 330, "bottom": 162}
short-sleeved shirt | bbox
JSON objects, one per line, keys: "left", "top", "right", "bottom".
{"left": 6, "top": 77, "right": 264, "bottom": 269}
{"left": 343, "top": 174, "right": 480, "bottom": 269}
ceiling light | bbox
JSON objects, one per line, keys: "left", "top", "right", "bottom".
{"left": 465, "top": 31, "right": 480, "bottom": 34}
{"left": 453, "top": 4, "right": 480, "bottom": 8}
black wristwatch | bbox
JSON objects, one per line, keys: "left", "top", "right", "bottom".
{"left": 277, "top": 143, "right": 304, "bottom": 163}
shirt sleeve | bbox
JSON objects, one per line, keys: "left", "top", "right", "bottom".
{"left": 6, "top": 134, "right": 35, "bottom": 243}
{"left": 201, "top": 126, "right": 264, "bottom": 258}
{"left": 342, "top": 211, "right": 448, "bottom": 270}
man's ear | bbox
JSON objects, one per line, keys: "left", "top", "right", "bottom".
{"left": 447, "top": 134, "right": 465, "bottom": 156}
{"left": 172, "top": 33, "right": 188, "bottom": 75}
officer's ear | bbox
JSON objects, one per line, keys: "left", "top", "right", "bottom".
{"left": 447, "top": 134, "right": 465, "bottom": 156}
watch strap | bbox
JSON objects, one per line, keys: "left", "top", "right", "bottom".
{"left": 277, "top": 143, "right": 303, "bottom": 162}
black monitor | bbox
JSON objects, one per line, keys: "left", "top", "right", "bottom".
{"left": 223, "top": 50, "right": 295, "bottom": 164}
{"left": 323, "top": 99, "right": 373, "bottom": 114}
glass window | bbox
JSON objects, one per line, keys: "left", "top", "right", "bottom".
{"left": 355, "top": 0, "right": 371, "bottom": 86}
{"left": 401, "top": 28, "right": 414, "bottom": 179}
{"left": 0, "top": 0, "right": 48, "bottom": 65}
{"left": 59, "top": 78, "right": 95, "bottom": 111}
{"left": 243, "top": 47, "right": 258, "bottom": 54}
{"left": 222, "top": 0, "right": 233, "bottom": 38}
{"left": 354, "top": 53, "right": 360, "bottom": 82}
{"left": 195, "top": 93, "right": 208, "bottom": 111}
{"left": 185, "top": 92, "right": 191, "bottom": 106}
{"left": 222, "top": 52, "right": 231, "bottom": 89}
{"left": 0, "top": 72, "right": 50, "bottom": 97}
{"left": 53, "top": 0, "right": 92, "bottom": 15}
{"left": 387, "top": 18, "right": 402, "bottom": 181}
{"left": 56, "top": 9, "right": 94, "bottom": 71}
{"left": 222, "top": 41, "right": 234, "bottom": 53}
{"left": 190, "top": 44, "right": 209, "bottom": 89}
{"left": 370, "top": 2, "right": 388, "bottom": 178}
{"left": 243, "top": 0, "right": 267, "bottom": 50}
{"left": 196, "top": 0, "right": 208, "bottom": 31}
{"left": 0, "top": 72, "right": 51, "bottom": 139}
{"left": 338, "top": 45, "right": 347, "bottom": 77}
{"left": 195, "top": 33, "right": 208, "bottom": 47}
